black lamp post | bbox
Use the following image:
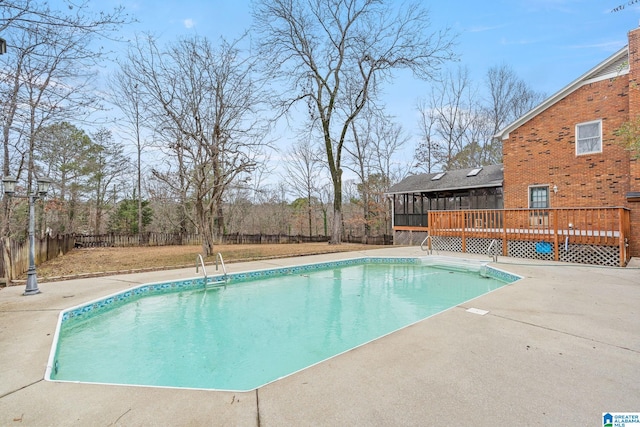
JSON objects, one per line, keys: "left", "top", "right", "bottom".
{"left": 3, "top": 176, "right": 52, "bottom": 295}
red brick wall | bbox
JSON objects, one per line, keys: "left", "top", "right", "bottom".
{"left": 629, "top": 27, "right": 639, "bottom": 120}
{"left": 501, "top": 29, "right": 640, "bottom": 257}
{"left": 627, "top": 27, "right": 640, "bottom": 257}
{"left": 502, "top": 77, "right": 630, "bottom": 209}
{"left": 629, "top": 28, "right": 640, "bottom": 194}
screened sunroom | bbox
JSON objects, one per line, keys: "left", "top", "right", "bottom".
{"left": 387, "top": 165, "right": 504, "bottom": 228}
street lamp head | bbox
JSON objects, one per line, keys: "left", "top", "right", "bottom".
{"left": 2, "top": 176, "right": 17, "bottom": 196}
{"left": 36, "top": 177, "right": 52, "bottom": 197}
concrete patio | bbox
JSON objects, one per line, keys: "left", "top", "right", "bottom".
{"left": 1, "top": 246, "right": 638, "bottom": 426}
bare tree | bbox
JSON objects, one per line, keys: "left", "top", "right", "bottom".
{"left": 109, "top": 69, "right": 149, "bottom": 238}
{"left": 283, "top": 139, "right": 325, "bottom": 237}
{"left": 415, "top": 64, "right": 544, "bottom": 171}
{"left": 418, "top": 66, "right": 488, "bottom": 170}
{"left": 0, "top": 0, "right": 131, "bottom": 235}
{"left": 369, "top": 113, "right": 409, "bottom": 234}
{"left": 346, "top": 107, "right": 407, "bottom": 238}
{"left": 253, "top": 0, "right": 455, "bottom": 244}
{"left": 369, "top": 112, "right": 410, "bottom": 188}
{"left": 484, "top": 64, "right": 545, "bottom": 161}
{"left": 345, "top": 112, "right": 374, "bottom": 239}
{"left": 0, "top": 0, "right": 130, "bottom": 34}
{"left": 486, "top": 65, "right": 520, "bottom": 135}
{"left": 429, "top": 66, "right": 477, "bottom": 170}
{"left": 414, "top": 99, "right": 438, "bottom": 173}
{"left": 146, "top": 171, "right": 191, "bottom": 235}
{"left": 123, "top": 34, "right": 269, "bottom": 256}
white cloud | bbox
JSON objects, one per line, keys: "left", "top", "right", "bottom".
{"left": 183, "top": 18, "right": 196, "bottom": 29}
{"left": 466, "top": 24, "right": 508, "bottom": 33}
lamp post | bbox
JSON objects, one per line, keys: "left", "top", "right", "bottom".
{"left": 3, "top": 176, "right": 52, "bottom": 295}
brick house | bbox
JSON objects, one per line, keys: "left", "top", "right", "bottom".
{"left": 495, "top": 26, "right": 639, "bottom": 259}
{"left": 388, "top": 27, "right": 639, "bottom": 266}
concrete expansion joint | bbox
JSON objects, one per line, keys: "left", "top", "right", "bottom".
{"left": 255, "top": 389, "right": 261, "bottom": 427}
{"left": 111, "top": 408, "right": 132, "bottom": 425}
{"left": 0, "top": 379, "right": 43, "bottom": 400}
{"left": 491, "top": 313, "right": 640, "bottom": 354}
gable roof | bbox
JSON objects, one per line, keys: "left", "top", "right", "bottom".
{"left": 494, "top": 45, "right": 629, "bottom": 140}
{"left": 387, "top": 164, "right": 503, "bottom": 194}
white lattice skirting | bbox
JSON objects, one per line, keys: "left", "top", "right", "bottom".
{"left": 394, "top": 230, "right": 429, "bottom": 246}
{"left": 423, "top": 236, "right": 621, "bottom": 267}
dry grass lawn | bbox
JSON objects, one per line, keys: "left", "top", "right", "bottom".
{"left": 25, "top": 243, "right": 387, "bottom": 282}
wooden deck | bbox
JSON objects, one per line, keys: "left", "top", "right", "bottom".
{"left": 394, "top": 207, "right": 631, "bottom": 266}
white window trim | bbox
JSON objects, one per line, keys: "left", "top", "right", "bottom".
{"left": 575, "top": 119, "right": 602, "bottom": 156}
{"left": 528, "top": 185, "right": 550, "bottom": 209}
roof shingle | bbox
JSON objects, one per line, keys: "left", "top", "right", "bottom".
{"left": 387, "top": 164, "right": 504, "bottom": 194}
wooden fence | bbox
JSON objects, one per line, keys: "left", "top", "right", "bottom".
{"left": 73, "top": 232, "right": 328, "bottom": 247}
{"left": 0, "top": 231, "right": 392, "bottom": 285}
{"left": 0, "top": 234, "right": 75, "bottom": 284}
{"left": 74, "top": 232, "right": 393, "bottom": 247}
{"left": 75, "top": 233, "right": 204, "bottom": 247}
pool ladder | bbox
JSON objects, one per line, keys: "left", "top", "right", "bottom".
{"left": 487, "top": 239, "right": 499, "bottom": 262}
{"left": 422, "top": 233, "right": 499, "bottom": 262}
{"left": 420, "top": 233, "right": 432, "bottom": 254}
{"left": 196, "top": 253, "right": 228, "bottom": 288}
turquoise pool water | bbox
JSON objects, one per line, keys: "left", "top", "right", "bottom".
{"left": 49, "top": 258, "right": 516, "bottom": 391}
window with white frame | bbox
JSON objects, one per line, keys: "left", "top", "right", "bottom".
{"left": 529, "top": 185, "right": 549, "bottom": 209}
{"left": 576, "top": 120, "right": 602, "bottom": 155}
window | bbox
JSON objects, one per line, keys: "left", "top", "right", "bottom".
{"left": 431, "top": 172, "right": 445, "bottom": 181}
{"left": 576, "top": 120, "right": 602, "bottom": 155}
{"left": 529, "top": 186, "right": 549, "bottom": 209}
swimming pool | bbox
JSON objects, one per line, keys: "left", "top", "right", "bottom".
{"left": 46, "top": 257, "right": 520, "bottom": 391}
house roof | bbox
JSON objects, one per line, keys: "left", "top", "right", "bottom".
{"left": 387, "top": 164, "right": 504, "bottom": 195}
{"left": 494, "top": 45, "right": 629, "bottom": 140}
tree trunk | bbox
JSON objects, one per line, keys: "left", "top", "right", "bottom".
{"left": 363, "top": 187, "right": 370, "bottom": 241}
{"left": 307, "top": 190, "right": 313, "bottom": 237}
{"left": 201, "top": 231, "right": 214, "bottom": 257}
{"left": 215, "top": 204, "right": 224, "bottom": 243}
{"left": 331, "top": 205, "right": 342, "bottom": 245}
{"left": 137, "top": 142, "right": 143, "bottom": 236}
{"left": 330, "top": 173, "right": 343, "bottom": 244}
{"left": 196, "top": 198, "right": 214, "bottom": 256}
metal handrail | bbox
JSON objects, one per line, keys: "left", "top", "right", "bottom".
{"left": 215, "top": 252, "right": 228, "bottom": 280}
{"left": 420, "top": 233, "right": 432, "bottom": 254}
{"left": 196, "top": 254, "right": 208, "bottom": 282}
{"left": 487, "top": 239, "right": 499, "bottom": 262}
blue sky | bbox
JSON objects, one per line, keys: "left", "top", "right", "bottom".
{"left": 112, "top": 0, "right": 639, "bottom": 91}
{"left": 105, "top": 0, "right": 638, "bottom": 126}
{"left": 74, "top": 0, "right": 639, "bottom": 177}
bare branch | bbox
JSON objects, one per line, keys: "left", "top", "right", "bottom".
{"left": 253, "top": 0, "right": 456, "bottom": 243}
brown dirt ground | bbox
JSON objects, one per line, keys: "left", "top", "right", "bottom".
{"left": 20, "top": 243, "right": 387, "bottom": 282}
